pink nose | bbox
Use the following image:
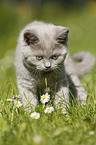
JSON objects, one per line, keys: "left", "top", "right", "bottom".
{"left": 45, "top": 61, "right": 51, "bottom": 69}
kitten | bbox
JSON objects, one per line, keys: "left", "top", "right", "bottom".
{"left": 15, "top": 21, "right": 95, "bottom": 109}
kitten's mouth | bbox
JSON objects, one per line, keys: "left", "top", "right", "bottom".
{"left": 43, "top": 68, "right": 53, "bottom": 72}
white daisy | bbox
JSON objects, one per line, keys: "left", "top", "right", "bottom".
{"left": 16, "top": 94, "right": 21, "bottom": 99}
{"left": 62, "top": 108, "right": 67, "bottom": 114}
{"left": 12, "top": 94, "right": 22, "bottom": 100}
{"left": 7, "top": 98, "right": 13, "bottom": 101}
{"left": 41, "top": 93, "right": 50, "bottom": 104}
{"left": 0, "top": 109, "right": 2, "bottom": 117}
{"left": 0, "top": 113, "right": 2, "bottom": 117}
{"left": 44, "top": 106, "right": 54, "bottom": 114}
{"left": 30, "top": 112, "right": 40, "bottom": 119}
{"left": 15, "top": 100, "right": 22, "bottom": 108}
{"left": 89, "top": 131, "right": 94, "bottom": 135}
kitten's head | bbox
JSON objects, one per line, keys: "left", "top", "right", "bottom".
{"left": 21, "top": 21, "right": 69, "bottom": 72}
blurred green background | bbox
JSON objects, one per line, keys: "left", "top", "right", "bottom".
{"left": 0, "top": 0, "right": 96, "bottom": 87}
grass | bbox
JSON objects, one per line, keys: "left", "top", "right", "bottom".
{"left": 0, "top": 78, "right": 96, "bottom": 145}
{"left": 0, "top": 1, "right": 96, "bottom": 145}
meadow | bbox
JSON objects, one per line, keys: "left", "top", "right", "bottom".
{"left": 0, "top": 1, "right": 96, "bottom": 145}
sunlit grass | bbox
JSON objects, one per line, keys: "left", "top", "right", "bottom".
{"left": 0, "top": 79, "right": 96, "bottom": 145}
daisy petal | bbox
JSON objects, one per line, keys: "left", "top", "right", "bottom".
{"left": 30, "top": 112, "right": 40, "bottom": 119}
{"left": 44, "top": 106, "right": 54, "bottom": 114}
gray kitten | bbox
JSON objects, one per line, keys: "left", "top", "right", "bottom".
{"left": 15, "top": 21, "right": 95, "bottom": 109}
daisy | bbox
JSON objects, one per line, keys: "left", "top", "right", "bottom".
{"left": 0, "top": 113, "right": 2, "bottom": 117}
{"left": 44, "top": 106, "right": 54, "bottom": 114}
{"left": 12, "top": 95, "right": 16, "bottom": 99}
{"left": 62, "top": 108, "right": 67, "bottom": 114}
{"left": 7, "top": 98, "right": 13, "bottom": 101}
{"left": 0, "top": 110, "right": 2, "bottom": 117}
{"left": 41, "top": 93, "right": 50, "bottom": 104}
{"left": 30, "top": 112, "right": 40, "bottom": 119}
{"left": 89, "top": 131, "right": 94, "bottom": 135}
{"left": 16, "top": 94, "right": 22, "bottom": 100}
{"left": 12, "top": 94, "right": 22, "bottom": 100}
{"left": 15, "top": 100, "right": 22, "bottom": 108}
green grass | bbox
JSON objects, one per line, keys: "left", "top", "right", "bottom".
{"left": 0, "top": 78, "right": 96, "bottom": 145}
{"left": 0, "top": 1, "right": 96, "bottom": 145}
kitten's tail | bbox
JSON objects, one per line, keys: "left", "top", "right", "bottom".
{"left": 72, "top": 51, "right": 95, "bottom": 77}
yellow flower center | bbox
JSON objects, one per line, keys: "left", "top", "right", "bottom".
{"left": 8, "top": 99, "right": 11, "bottom": 101}
{"left": 42, "top": 95, "right": 46, "bottom": 100}
{"left": 47, "top": 108, "right": 50, "bottom": 111}
{"left": 17, "top": 102, "right": 19, "bottom": 105}
{"left": 34, "top": 115, "right": 37, "bottom": 118}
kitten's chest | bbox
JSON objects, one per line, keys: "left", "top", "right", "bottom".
{"left": 37, "top": 75, "right": 52, "bottom": 93}
{"left": 36, "top": 72, "right": 62, "bottom": 94}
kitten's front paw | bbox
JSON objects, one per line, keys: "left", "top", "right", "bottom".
{"left": 54, "top": 95, "right": 69, "bottom": 110}
{"left": 54, "top": 87, "right": 69, "bottom": 109}
{"left": 77, "top": 91, "right": 87, "bottom": 103}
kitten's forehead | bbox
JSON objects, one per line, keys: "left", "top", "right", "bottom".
{"left": 27, "top": 22, "right": 55, "bottom": 38}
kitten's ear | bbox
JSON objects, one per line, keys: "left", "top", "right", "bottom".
{"left": 56, "top": 27, "right": 69, "bottom": 45}
{"left": 24, "top": 31, "right": 39, "bottom": 45}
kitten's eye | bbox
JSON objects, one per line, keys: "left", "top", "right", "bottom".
{"left": 52, "top": 55, "right": 58, "bottom": 60}
{"left": 36, "top": 56, "right": 43, "bottom": 60}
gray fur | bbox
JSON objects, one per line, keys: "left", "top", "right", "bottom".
{"left": 72, "top": 51, "right": 95, "bottom": 77}
{"left": 15, "top": 21, "right": 94, "bottom": 109}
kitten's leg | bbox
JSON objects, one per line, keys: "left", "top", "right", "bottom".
{"left": 65, "top": 55, "right": 87, "bottom": 102}
{"left": 68, "top": 74, "right": 87, "bottom": 102}
{"left": 18, "top": 84, "right": 38, "bottom": 109}
{"left": 54, "top": 87, "right": 69, "bottom": 108}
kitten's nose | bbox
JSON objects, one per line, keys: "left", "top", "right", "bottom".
{"left": 45, "top": 61, "right": 51, "bottom": 69}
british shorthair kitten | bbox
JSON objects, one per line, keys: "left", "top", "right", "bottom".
{"left": 15, "top": 21, "right": 95, "bottom": 109}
